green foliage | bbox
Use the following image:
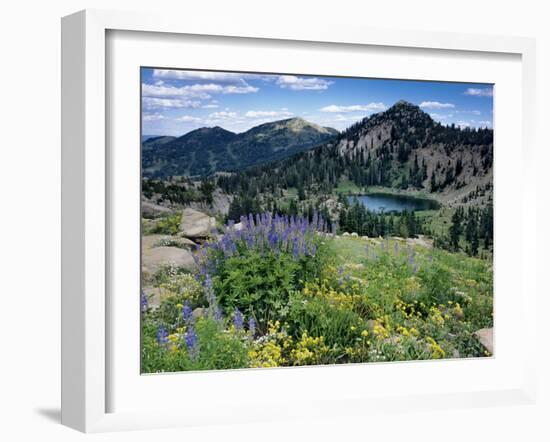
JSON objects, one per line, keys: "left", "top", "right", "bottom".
{"left": 287, "top": 292, "right": 363, "bottom": 350}
{"left": 142, "top": 178, "right": 213, "bottom": 206}
{"left": 150, "top": 213, "right": 181, "bottom": 235}
{"left": 142, "top": 229, "right": 493, "bottom": 373}
{"left": 191, "top": 318, "right": 249, "bottom": 370}
{"left": 212, "top": 242, "right": 329, "bottom": 332}
{"left": 417, "top": 265, "right": 455, "bottom": 306}
{"left": 141, "top": 317, "right": 249, "bottom": 373}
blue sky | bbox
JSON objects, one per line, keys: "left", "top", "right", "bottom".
{"left": 141, "top": 68, "right": 493, "bottom": 136}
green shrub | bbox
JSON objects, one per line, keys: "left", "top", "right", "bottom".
{"left": 150, "top": 213, "right": 181, "bottom": 235}
{"left": 141, "top": 317, "right": 249, "bottom": 373}
{"left": 287, "top": 292, "right": 363, "bottom": 350}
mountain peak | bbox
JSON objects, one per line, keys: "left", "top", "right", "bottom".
{"left": 374, "top": 100, "right": 430, "bottom": 124}
{"left": 390, "top": 100, "right": 422, "bottom": 112}
{"left": 143, "top": 117, "right": 337, "bottom": 178}
{"left": 195, "top": 126, "right": 234, "bottom": 134}
{"left": 275, "top": 117, "right": 338, "bottom": 135}
{"left": 246, "top": 117, "right": 338, "bottom": 136}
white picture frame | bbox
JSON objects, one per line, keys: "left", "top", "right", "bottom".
{"left": 61, "top": 9, "right": 537, "bottom": 433}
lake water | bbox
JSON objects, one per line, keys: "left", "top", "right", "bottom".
{"left": 348, "top": 193, "right": 439, "bottom": 213}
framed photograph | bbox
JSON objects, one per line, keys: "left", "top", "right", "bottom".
{"left": 61, "top": 9, "right": 537, "bottom": 432}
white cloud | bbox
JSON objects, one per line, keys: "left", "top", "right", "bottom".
{"left": 153, "top": 70, "right": 245, "bottom": 83}
{"left": 221, "top": 85, "right": 259, "bottom": 94}
{"left": 142, "top": 83, "right": 215, "bottom": 99}
{"left": 142, "top": 112, "right": 166, "bottom": 121}
{"left": 142, "top": 97, "right": 201, "bottom": 110}
{"left": 208, "top": 111, "right": 238, "bottom": 120}
{"left": 464, "top": 88, "right": 493, "bottom": 97}
{"left": 453, "top": 119, "right": 492, "bottom": 128}
{"left": 320, "top": 103, "right": 386, "bottom": 113}
{"left": 175, "top": 115, "right": 202, "bottom": 123}
{"left": 276, "top": 75, "right": 332, "bottom": 91}
{"left": 430, "top": 113, "right": 453, "bottom": 120}
{"left": 307, "top": 113, "right": 364, "bottom": 131}
{"left": 202, "top": 103, "right": 219, "bottom": 109}
{"left": 245, "top": 110, "right": 294, "bottom": 118}
{"left": 472, "top": 110, "right": 481, "bottom": 115}
{"left": 142, "top": 82, "right": 258, "bottom": 101}
{"left": 456, "top": 120, "right": 471, "bottom": 128}
{"left": 152, "top": 70, "right": 273, "bottom": 84}
{"left": 478, "top": 120, "right": 492, "bottom": 127}
{"left": 419, "top": 101, "right": 455, "bottom": 109}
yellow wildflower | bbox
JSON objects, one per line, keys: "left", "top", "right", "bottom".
{"left": 426, "top": 337, "right": 445, "bottom": 359}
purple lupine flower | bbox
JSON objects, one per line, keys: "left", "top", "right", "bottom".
{"left": 204, "top": 274, "right": 215, "bottom": 307}
{"left": 246, "top": 234, "right": 254, "bottom": 249}
{"left": 268, "top": 230, "right": 278, "bottom": 251}
{"left": 214, "top": 306, "right": 224, "bottom": 323}
{"left": 182, "top": 301, "right": 193, "bottom": 324}
{"left": 309, "top": 243, "right": 317, "bottom": 257}
{"left": 413, "top": 265, "right": 417, "bottom": 274}
{"left": 185, "top": 325, "right": 198, "bottom": 359}
{"left": 394, "top": 241, "right": 399, "bottom": 255}
{"left": 365, "top": 244, "right": 369, "bottom": 259}
{"left": 292, "top": 237, "right": 300, "bottom": 260}
{"left": 156, "top": 325, "right": 168, "bottom": 345}
{"left": 428, "top": 255, "right": 433, "bottom": 263}
{"left": 337, "top": 265, "right": 344, "bottom": 286}
{"left": 248, "top": 317, "right": 256, "bottom": 337}
{"left": 193, "top": 212, "right": 330, "bottom": 294}
{"left": 233, "top": 308, "right": 244, "bottom": 330}
{"left": 140, "top": 291, "right": 148, "bottom": 313}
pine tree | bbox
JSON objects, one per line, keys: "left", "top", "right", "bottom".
{"left": 449, "top": 210, "right": 462, "bottom": 251}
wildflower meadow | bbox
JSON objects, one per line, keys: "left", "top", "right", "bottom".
{"left": 141, "top": 212, "right": 493, "bottom": 372}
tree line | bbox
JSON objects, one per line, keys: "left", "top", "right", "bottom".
{"left": 437, "top": 205, "right": 493, "bottom": 256}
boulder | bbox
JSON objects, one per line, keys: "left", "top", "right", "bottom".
{"left": 142, "top": 234, "right": 167, "bottom": 250}
{"left": 351, "top": 232, "right": 359, "bottom": 237}
{"left": 142, "top": 234, "right": 196, "bottom": 250}
{"left": 154, "top": 236, "right": 197, "bottom": 249}
{"left": 142, "top": 246, "right": 196, "bottom": 275}
{"left": 173, "top": 237, "right": 198, "bottom": 249}
{"left": 179, "top": 208, "right": 216, "bottom": 239}
{"left": 141, "top": 200, "right": 173, "bottom": 219}
{"left": 193, "top": 307, "right": 206, "bottom": 319}
{"left": 342, "top": 232, "right": 350, "bottom": 237}
{"left": 474, "top": 328, "right": 493, "bottom": 354}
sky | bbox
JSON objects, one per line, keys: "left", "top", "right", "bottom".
{"left": 141, "top": 68, "right": 494, "bottom": 136}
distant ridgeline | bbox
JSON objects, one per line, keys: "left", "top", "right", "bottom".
{"left": 217, "top": 101, "right": 493, "bottom": 204}
{"left": 142, "top": 118, "right": 338, "bottom": 178}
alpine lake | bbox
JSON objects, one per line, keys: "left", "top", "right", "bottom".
{"left": 348, "top": 192, "right": 440, "bottom": 213}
